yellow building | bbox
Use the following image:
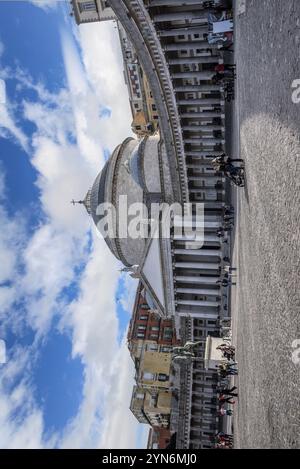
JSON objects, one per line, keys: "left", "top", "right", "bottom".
{"left": 130, "top": 386, "right": 171, "bottom": 428}
{"left": 138, "top": 348, "right": 172, "bottom": 390}
{"left": 142, "top": 72, "right": 159, "bottom": 129}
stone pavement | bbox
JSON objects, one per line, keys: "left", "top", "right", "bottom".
{"left": 230, "top": 0, "right": 300, "bottom": 448}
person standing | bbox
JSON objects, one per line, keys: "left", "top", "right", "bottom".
{"left": 219, "top": 395, "right": 235, "bottom": 405}
{"left": 219, "top": 386, "right": 238, "bottom": 397}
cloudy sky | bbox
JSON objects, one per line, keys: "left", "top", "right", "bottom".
{"left": 0, "top": 0, "right": 148, "bottom": 448}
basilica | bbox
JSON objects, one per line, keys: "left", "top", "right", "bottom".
{"left": 73, "top": 0, "right": 233, "bottom": 449}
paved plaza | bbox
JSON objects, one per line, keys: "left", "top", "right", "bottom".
{"left": 231, "top": 0, "right": 300, "bottom": 448}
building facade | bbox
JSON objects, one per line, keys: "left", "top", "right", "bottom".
{"left": 130, "top": 386, "right": 171, "bottom": 427}
{"left": 147, "top": 427, "right": 172, "bottom": 449}
{"left": 117, "top": 23, "right": 159, "bottom": 137}
{"left": 73, "top": 0, "right": 233, "bottom": 449}
{"left": 71, "top": 0, "right": 116, "bottom": 24}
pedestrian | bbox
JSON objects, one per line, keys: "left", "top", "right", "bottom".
{"left": 220, "top": 386, "right": 238, "bottom": 397}
{"left": 215, "top": 181, "right": 223, "bottom": 190}
{"left": 219, "top": 407, "right": 233, "bottom": 416}
{"left": 212, "top": 72, "right": 225, "bottom": 85}
{"left": 223, "top": 266, "right": 236, "bottom": 277}
{"left": 224, "top": 214, "right": 234, "bottom": 222}
{"left": 226, "top": 369, "right": 238, "bottom": 375}
{"left": 216, "top": 278, "right": 236, "bottom": 287}
{"left": 227, "top": 156, "right": 244, "bottom": 163}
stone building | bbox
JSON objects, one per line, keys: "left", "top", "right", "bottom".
{"left": 117, "top": 22, "right": 159, "bottom": 137}
{"left": 127, "top": 281, "right": 180, "bottom": 350}
{"left": 71, "top": 1, "right": 159, "bottom": 137}
{"left": 71, "top": 0, "right": 116, "bottom": 24}
{"left": 147, "top": 427, "right": 172, "bottom": 449}
{"left": 74, "top": 0, "right": 233, "bottom": 449}
{"left": 130, "top": 386, "right": 171, "bottom": 427}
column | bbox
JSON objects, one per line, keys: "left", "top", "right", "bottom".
{"left": 175, "top": 261, "right": 219, "bottom": 269}
{"left": 175, "top": 275, "right": 220, "bottom": 283}
{"left": 184, "top": 150, "right": 223, "bottom": 156}
{"left": 180, "top": 112, "right": 225, "bottom": 118}
{"left": 163, "top": 41, "right": 215, "bottom": 51}
{"left": 176, "top": 299, "right": 220, "bottom": 307}
{"left": 182, "top": 125, "right": 223, "bottom": 132}
{"left": 185, "top": 138, "right": 224, "bottom": 145}
{"left": 178, "top": 311, "right": 219, "bottom": 319}
{"left": 168, "top": 56, "right": 220, "bottom": 65}
{"left": 188, "top": 177, "right": 221, "bottom": 186}
{"left": 175, "top": 84, "right": 220, "bottom": 92}
{"left": 158, "top": 26, "right": 209, "bottom": 37}
{"left": 172, "top": 71, "right": 214, "bottom": 79}
{"left": 153, "top": 11, "right": 209, "bottom": 22}
{"left": 174, "top": 249, "right": 221, "bottom": 256}
{"left": 149, "top": 0, "right": 208, "bottom": 6}
{"left": 173, "top": 234, "right": 220, "bottom": 241}
{"left": 178, "top": 98, "right": 221, "bottom": 105}
{"left": 173, "top": 219, "right": 221, "bottom": 228}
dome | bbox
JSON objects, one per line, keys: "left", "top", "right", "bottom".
{"left": 129, "top": 138, "right": 146, "bottom": 190}
{"left": 86, "top": 138, "right": 146, "bottom": 266}
{"left": 89, "top": 158, "right": 111, "bottom": 226}
{"left": 84, "top": 134, "right": 173, "bottom": 267}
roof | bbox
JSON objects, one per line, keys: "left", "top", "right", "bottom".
{"left": 89, "top": 159, "right": 110, "bottom": 227}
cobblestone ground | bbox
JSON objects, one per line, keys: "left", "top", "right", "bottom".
{"left": 231, "top": 0, "right": 300, "bottom": 448}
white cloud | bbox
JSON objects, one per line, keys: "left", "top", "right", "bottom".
{"left": 120, "top": 274, "right": 139, "bottom": 314}
{"left": 29, "top": 0, "right": 58, "bottom": 11}
{"left": 99, "top": 341, "right": 146, "bottom": 449}
{"left": 63, "top": 22, "right": 134, "bottom": 151}
{"left": 0, "top": 345, "right": 51, "bottom": 449}
{"left": 0, "top": 79, "right": 29, "bottom": 151}
{"left": 0, "top": 20, "right": 146, "bottom": 449}
{"left": 0, "top": 40, "right": 4, "bottom": 58}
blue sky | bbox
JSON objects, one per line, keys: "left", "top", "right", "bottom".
{"left": 0, "top": 0, "right": 145, "bottom": 448}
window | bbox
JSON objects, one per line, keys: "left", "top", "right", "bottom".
{"left": 147, "top": 343, "right": 158, "bottom": 352}
{"left": 139, "top": 315, "right": 148, "bottom": 320}
{"left": 134, "top": 103, "right": 139, "bottom": 109}
{"left": 151, "top": 326, "right": 159, "bottom": 331}
{"left": 158, "top": 374, "right": 168, "bottom": 382}
{"left": 178, "top": 35, "right": 185, "bottom": 40}
{"left": 79, "top": 1, "right": 96, "bottom": 12}
{"left": 194, "top": 34, "right": 200, "bottom": 39}
{"left": 150, "top": 395, "right": 158, "bottom": 407}
{"left": 138, "top": 325, "right": 146, "bottom": 331}
{"left": 161, "top": 346, "right": 172, "bottom": 353}
{"left": 143, "top": 372, "right": 155, "bottom": 381}
{"left": 163, "top": 327, "right": 173, "bottom": 339}
{"left": 137, "top": 333, "right": 145, "bottom": 338}
{"left": 151, "top": 104, "right": 156, "bottom": 111}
